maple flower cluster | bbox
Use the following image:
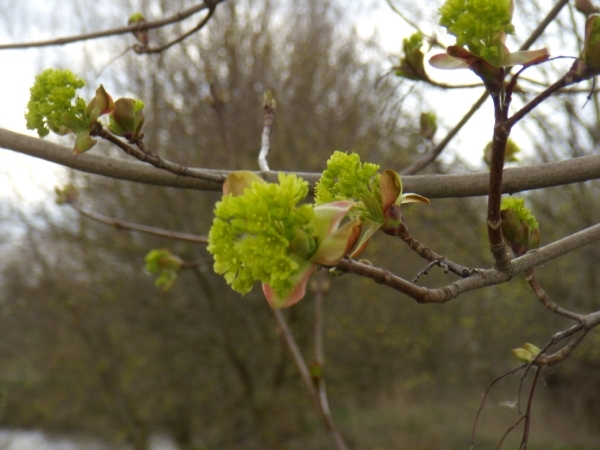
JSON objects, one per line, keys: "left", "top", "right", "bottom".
{"left": 208, "top": 153, "right": 429, "bottom": 308}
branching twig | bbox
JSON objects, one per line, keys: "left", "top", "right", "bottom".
{"left": 412, "top": 259, "right": 448, "bottom": 283}
{"left": 336, "top": 222, "right": 600, "bottom": 303}
{"left": 471, "top": 365, "right": 524, "bottom": 450}
{"left": 95, "top": 125, "right": 225, "bottom": 183}
{"left": 0, "top": 1, "right": 223, "bottom": 50}
{"left": 401, "top": 0, "right": 571, "bottom": 175}
{"left": 495, "top": 415, "right": 526, "bottom": 450}
{"left": 393, "top": 220, "right": 476, "bottom": 278}
{"left": 525, "top": 269, "right": 585, "bottom": 321}
{"left": 519, "top": 367, "right": 541, "bottom": 449}
{"left": 136, "top": 5, "right": 218, "bottom": 54}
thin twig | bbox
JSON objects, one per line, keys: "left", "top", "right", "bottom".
{"left": 70, "top": 201, "right": 209, "bottom": 244}
{"left": 496, "top": 416, "right": 526, "bottom": 450}
{"left": 335, "top": 222, "right": 600, "bottom": 303}
{"left": 412, "top": 259, "right": 448, "bottom": 283}
{"left": 0, "top": 1, "right": 223, "bottom": 50}
{"left": 470, "top": 365, "right": 524, "bottom": 450}
{"left": 525, "top": 269, "right": 585, "bottom": 321}
{"left": 259, "top": 92, "right": 276, "bottom": 171}
{"left": 313, "top": 270, "right": 349, "bottom": 450}
{"left": 391, "top": 220, "right": 475, "bottom": 278}
{"left": 385, "top": 0, "right": 435, "bottom": 41}
{"left": 139, "top": 5, "right": 217, "bottom": 54}
{"left": 400, "top": 92, "right": 488, "bottom": 175}
{"left": 272, "top": 309, "right": 348, "bottom": 450}
{"left": 519, "top": 367, "right": 541, "bottom": 450}
{"left": 95, "top": 125, "right": 225, "bottom": 183}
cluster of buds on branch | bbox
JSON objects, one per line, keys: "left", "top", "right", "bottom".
{"left": 25, "top": 69, "right": 145, "bottom": 154}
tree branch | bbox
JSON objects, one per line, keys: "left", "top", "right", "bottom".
{"left": 4, "top": 128, "right": 600, "bottom": 197}
{"left": 137, "top": 4, "right": 218, "bottom": 54}
{"left": 335, "top": 222, "right": 600, "bottom": 303}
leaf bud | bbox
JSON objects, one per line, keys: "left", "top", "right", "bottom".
{"left": 128, "top": 12, "right": 149, "bottom": 47}
{"left": 523, "top": 343, "right": 541, "bottom": 356}
{"left": 108, "top": 98, "right": 145, "bottom": 140}
{"left": 512, "top": 347, "right": 534, "bottom": 363}
{"left": 85, "top": 85, "right": 114, "bottom": 123}
{"left": 576, "top": 0, "right": 599, "bottom": 16}
{"left": 583, "top": 14, "right": 600, "bottom": 71}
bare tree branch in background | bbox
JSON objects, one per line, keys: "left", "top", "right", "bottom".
{"left": 0, "top": 1, "right": 226, "bottom": 51}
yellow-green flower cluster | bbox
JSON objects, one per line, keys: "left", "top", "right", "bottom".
{"left": 25, "top": 68, "right": 87, "bottom": 138}
{"left": 208, "top": 173, "right": 315, "bottom": 298}
{"left": 439, "top": 0, "right": 515, "bottom": 66}
{"left": 315, "top": 151, "right": 383, "bottom": 222}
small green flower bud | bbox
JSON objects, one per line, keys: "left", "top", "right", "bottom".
{"left": 289, "top": 228, "right": 318, "bottom": 259}
{"left": 263, "top": 90, "right": 276, "bottom": 112}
